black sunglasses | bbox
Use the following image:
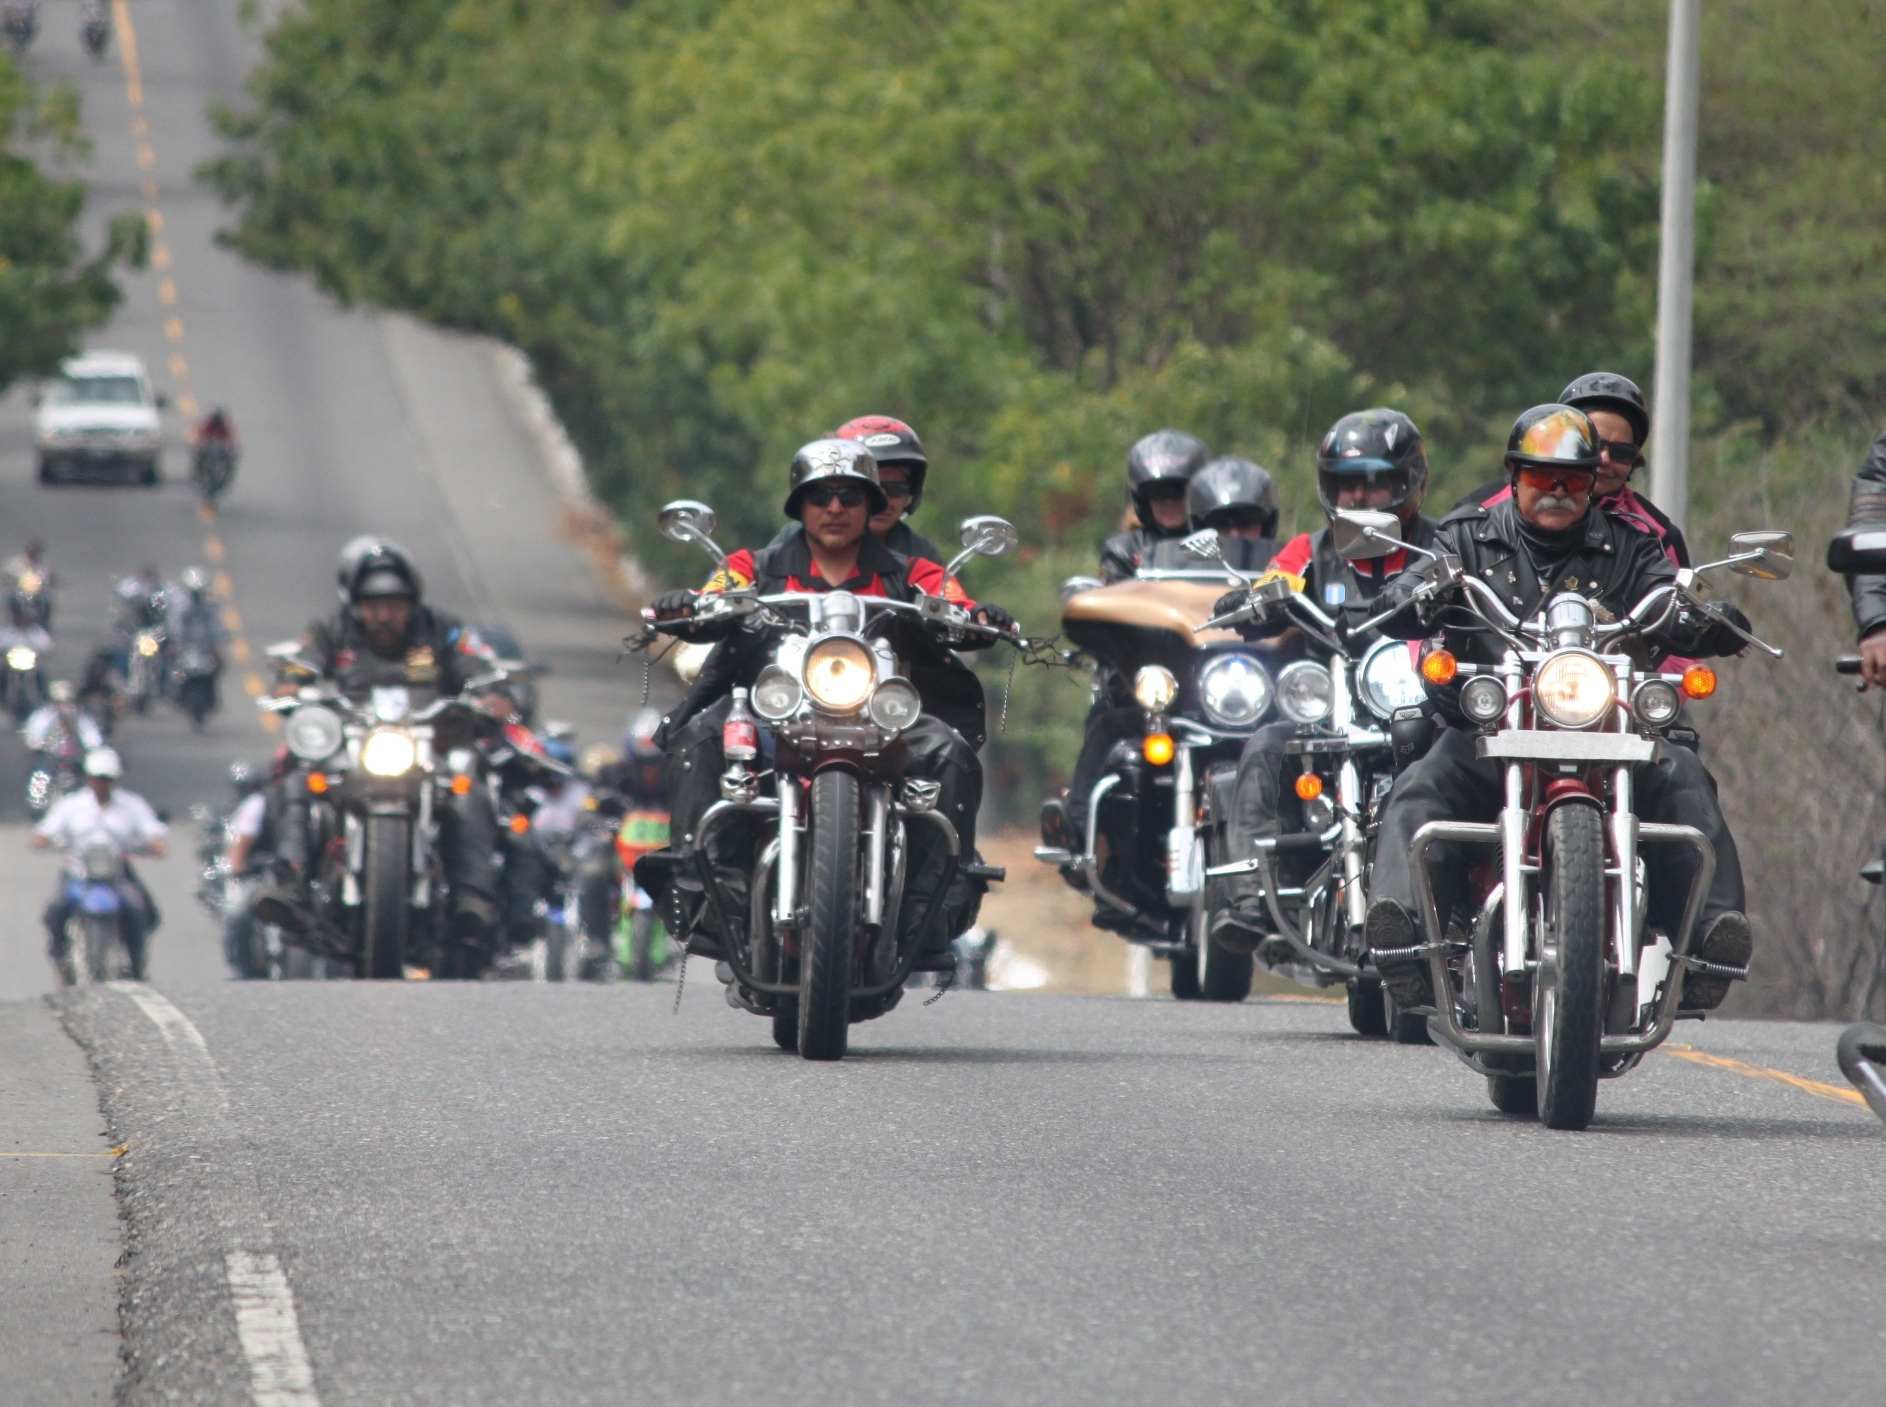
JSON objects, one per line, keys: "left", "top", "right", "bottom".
{"left": 879, "top": 481, "right": 913, "bottom": 501}
{"left": 1598, "top": 438, "right": 1643, "bottom": 469}
{"left": 800, "top": 483, "right": 870, "bottom": 510}
{"left": 1142, "top": 481, "right": 1188, "bottom": 501}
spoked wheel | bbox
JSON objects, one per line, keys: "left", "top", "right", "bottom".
{"left": 360, "top": 814, "right": 410, "bottom": 979}
{"left": 798, "top": 770, "right": 860, "bottom": 1061}
{"left": 1347, "top": 976, "right": 1388, "bottom": 1036}
{"left": 1535, "top": 804, "right": 1606, "bottom": 1130}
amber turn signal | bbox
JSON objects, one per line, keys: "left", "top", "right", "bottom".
{"left": 305, "top": 772, "right": 328, "bottom": 795}
{"left": 1420, "top": 649, "right": 1458, "bottom": 686}
{"left": 1681, "top": 664, "right": 1717, "bottom": 699}
{"left": 1294, "top": 772, "right": 1324, "bottom": 801}
{"left": 450, "top": 773, "right": 473, "bottom": 795}
{"left": 1142, "top": 732, "right": 1176, "bottom": 766}
{"left": 509, "top": 814, "right": 530, "bottom": 834}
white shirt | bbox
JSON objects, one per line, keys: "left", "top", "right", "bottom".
{"left": 228, "top": 792, "right": 268, "bottom": 840}
{"left": 37, "top": 787, "right": 167, "bottom": 877}
{"left": 23, "top": 705, "right": 104, "bottom": 752}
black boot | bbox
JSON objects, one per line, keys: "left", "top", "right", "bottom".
{"left": 1365, "top": 898, "right": 1432, "bottom": 1008}
{"left": 1680, "top": 911, "right": 1752, "bottom": 1011}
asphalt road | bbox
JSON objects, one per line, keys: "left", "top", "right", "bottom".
{"left": 5, "top": 4, "right": 1886, "bottom": 1407}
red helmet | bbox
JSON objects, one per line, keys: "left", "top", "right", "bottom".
{"left": 834, "top": 415, "right": 927, "bottom": 514}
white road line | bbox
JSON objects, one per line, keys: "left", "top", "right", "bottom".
{"left": 111, "top": 981, "right": 211, "bottom": 1058}
{"left": 226, "top": 1252, "right": 322, "bottom": 1407}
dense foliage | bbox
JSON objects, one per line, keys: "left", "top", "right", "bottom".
{"left": 0, "top": 59, "right": 145, "bottom": 392}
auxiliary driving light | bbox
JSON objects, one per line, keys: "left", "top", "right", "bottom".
{"left": 1634, "top": 678, "right": 1681, "bottom": 727}
{"left": 1275, "top": 661, "right": 1333, "bottom": 725}
{"left": 868, "top": 677, "right": 922, "bottom": 732}
{"left": 1133, "top": 665, "right": 1179, "bottom": 713}
{"left": 361, "top": 728, "right": 418, "bottom": 777}
{"left": 284, "top": 704, "right": 344, "bottom": 762}
{"left": 1459, "top": 675, "right": 1508, "bottom": 725}
{"left": 6, "top": 646, "right": 35, "bottom": 671}
{"left": 1143, "top": 732, "right": 1176, "bottom": 766}
{"left": 1420, "top": 648, "right": 1458, "bottom": 686}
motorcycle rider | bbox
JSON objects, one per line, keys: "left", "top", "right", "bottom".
{"left": 1146, "top": 455, "right": 1282, "bottom": 573}
{"left": 1363, "top": 404, "right": 1755, "bottom": 1011}
{"left": 0, "top": 597, "right": 53, "bottom": 707}
{"left": 34, "top": 747, "right": 166, "bottom": 981}
{"left": 220, "top": 758, "right": 276, "bottom": 978}
{"left": 254, "top": 538, "right": 499, "bottom": 952}
{"left": 1098, "top": 429, "right": 1212, "bottom": 583}
{"left": 4, "top": 538, "right": 55, "bottom": 626}
{"left": 24, "top": 679, "right": 104, "bottom": 754}
{"left": 1842, "top": 425, "right": 1886, "bottom": 687}
{"left": 644, "top": 438, "right": 1016, "bottom": 948}
{"left": 172, "top": 566, "right": 227, "bottom": 712}
{"left": 1198, "top": 410, "right": 1442, "bottom": 945}
{"left": 768, "top": 415, "right": 944, "bottom": 564}
{"left": 1038, "top": 430, "right": 1215, "bottom": 852}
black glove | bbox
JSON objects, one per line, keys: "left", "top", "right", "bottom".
{"left": 974, "top": 603, "right": 1018, "bottom": 634}
{"left": 1212, "top": 590, "right": 1246, "bottom": 618}
{"left": 648, "top": 589, "right": 698, "bottom": 621}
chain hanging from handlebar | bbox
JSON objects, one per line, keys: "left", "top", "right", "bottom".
{"left": 922, "top": 963, "right": 956, "bottom": 1006}
{"left": 998, "top": 648, "right": 1017, "bottom": 736}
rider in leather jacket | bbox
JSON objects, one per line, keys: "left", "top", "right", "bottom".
{"left": 1209, "top": 411, "right": 1440, "bottom": 945}
{"left": 1843, "top": 425, "right": 1886, "bottom": 686}
{"left": 255, "top": 538, "right": 500, "bottom": 951}
{"left": 1363, "top": 405, "right": 1755, "bottom": 1012}
{"left": 645, "top": 439, "right": 1016, "bottom": 947}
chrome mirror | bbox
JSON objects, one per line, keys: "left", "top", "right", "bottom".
{"left": 1180, "top": 528, "right": 1224, "bottom": 562}
{"left": 946, "top": 516, "right": 1019, "bottom": 577}
{"left": 1330, "top": 509, "right": 1402, "bottom": 561}
{"left": 657, "top": 499, "right": 728, "bottom": 568}
{"left": 1727, "top": 530, "right": 1793, "bottom": 581}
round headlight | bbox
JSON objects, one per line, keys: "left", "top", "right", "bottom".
{"left": 802, "top": 637, "right": 875, "bottom": 712}
{"left": 1196, "top": 653, "right": 1272, "bottom": 729}
{"left": 868, "top": 677, "right": 922, "bottom": 732}
{"left": 6, "top": 646, "right": 36, "bottom": 670}
{"left": 361, "top": 728, "right": 418, "bottom": 777}
{"left": 1133, "top": 665, "right": 1179, "bottom": 712}
{"left": 1275, "top": 661, "right": 1333, "bottom": 725}
{"left": 1634, "top": 678, "right": 1681, "bottom": 728}
{"left": 284, "top": 705, "right": 344, "bottom": 762}
{"left": 751, "top": 664, "right": 803, "bottom": 722}
{"left": 135, "top": 633, "right": 161, "bottom": 657}
{"left": 1533, "top": 651, "right": 1616, "bottom": 729}
{"left": 1459, "top": 675, "right": 1508, "bottom": 725}
{"left": 1359, "top": 638, "right": 1426, "bottom": 720}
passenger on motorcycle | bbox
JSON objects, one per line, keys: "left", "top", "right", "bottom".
{"left": 172, "top": 566, "right": 227, "bottom": 706}
{"left": 1098, "top": 429, "right": 1212, "bottom": 584}
{"left": 1363, "top": 405, "right": 1754, "bottom": 1011}
{"left": 255, "top": 538, "right": 499, "bottom": 945}
{"left": 24, "top": 680, "right": 104, "bottom": 753}
{"left": 1199, "top": 410, "right": 1442, "bottom": 944}
{"left": 34, "top": 747, "right": 166, "bottom": 981}
{"left": 767, "top": 415, "right": 944, "bottom": 564}
{"left": 646, "top": 438, "right": 1016, "bottom": 946}
{"left": 1173, "top": 455, "right": 1282, "bottom": 570}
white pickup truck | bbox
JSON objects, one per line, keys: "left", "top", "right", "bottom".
{"left": 34, "top": 350, "right": 166, "bottom": 485}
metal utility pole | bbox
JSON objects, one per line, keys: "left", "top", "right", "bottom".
{"left": 1651, "top": 0, "right": 1702, "bottom": 529}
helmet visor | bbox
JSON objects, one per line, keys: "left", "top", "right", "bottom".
{"left": 1317, "top": 461, "right": 1416, "bottom": 515}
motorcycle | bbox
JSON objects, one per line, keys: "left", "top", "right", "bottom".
{"left": 192, "top": 801, "right": 288, "bottom": 981}
{"left": 175, "top": 646, "right": 220, "bottom": 731}
{"left": 2, "top": 637, "right": 47, "bottom": 724}
{"left": 3, "top": 0, "right": 36, "bottom": 55}
{"left": 192, "top": 442, "right": 238, "bottom": 502}
{"left": 1354, "top": 510, "right": 1790, "bottom": 1129}
{"left": 1183, "top": 528, "right": 1437, "bottom": 1038}
{"left": 11, "top": 568, "right": 53, "bottom": 627}
{"left": 126, "top": 622, "right": 168, "bottom": 716}
{"left": 57, "top": 839, "right": 138, "bottom": 986}
{"left": 615, "top": 807, "right": 672, "bottom": 980}
{"left": 640, "top": 501, "right": 1017, "bottom": 1059}
{"left": 79, "top": 0, "right": 108, "bottom": 57}
{"left": 260, "top": 652, "right": 500, "bottom": 979}
{"left": 27, "top": 726, "right": 84, "bottom": 816}
{"left": 1033, "top": 548, "right": 1293, "bottom": 1000}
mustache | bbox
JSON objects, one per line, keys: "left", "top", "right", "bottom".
{"left": 1534, "top": 493, "right": 1580, "bottom": 513}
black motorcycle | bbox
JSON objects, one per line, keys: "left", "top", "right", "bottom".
{"left": 80, "top": 0, "right": 108, "bottom": 56}
{"left": 641, "top": 501, "right": 1018, "bottom": 1059}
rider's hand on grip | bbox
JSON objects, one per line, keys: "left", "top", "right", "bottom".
{"left": 973, "top": 602, "right": 1019, "bottom": 635}
{"left": 1211, "top": 589, "right": 1247, "bottom": 620}
{"left": 647, "top": 589, "right": 698, "bottom": 622}
{"left": 1861, "top": 629, "right": 1886, "bottom": 689}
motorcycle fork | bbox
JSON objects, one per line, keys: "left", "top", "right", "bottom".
{"left": 1337, "top": 757, "right": 1367, "bottom": 937}
{"left": 1499, "top": 760, "right": 1529, "bottom": 978}
{"left": 1609, "top": 765, "right": 1638, "bottom": 981}
{"left": 772, "top": 774, "right": 802, "bottom": 930}
{"left": 342, "top": 811, "right": 364, "bottom": 907}
{"left": 863, "top": 783, "right": 891, "bottom": 928}
{"left": 1166, "top": 744, "right": 1200, "bottom": 904}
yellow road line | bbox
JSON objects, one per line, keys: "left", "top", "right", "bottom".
{"left": 111, "top": 0, "right": 140, "bottom": 108}
{"left": 3, "top": 1145, "right": 128, "bottom": 1158}
{"left": 1662, "top": 1043, "right": 1865, "bottom": 1108}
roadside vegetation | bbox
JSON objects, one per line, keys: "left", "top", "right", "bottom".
{"left": 0, "top": 57, "right": 145, "bottom": 392}
{"left": 205, "top": 0, "right": 1886, "bottom": 1017}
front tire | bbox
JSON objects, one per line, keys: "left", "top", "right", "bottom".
{"left": 772, "top": 1012, "right": 797, "bottom": 1052}
{"left": 798, "top": 770, "right": 860, "bottom": 1060}
{"left": 1486, "top": 1073, "right": 1538, "bottom": 1116}
{"left": 360, "top": 814, "right": 410, "bottom": 979}
{"left": 1535, "top": 804, "right": 1605, "bottom": 1130}
{"left": 1347, "top": 976, "right": 1389, "bottom": 1036}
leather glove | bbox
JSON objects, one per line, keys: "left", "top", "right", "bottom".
{"left": 1212, "top": 590, "right": 1247, "bottom": 618}
{"left": 974, "top": 603, "right": 1018, "bottom": 634}
{"left": 648, "top": 589, "right": 698, "bottom": 621}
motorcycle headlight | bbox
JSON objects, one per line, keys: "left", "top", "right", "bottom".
{"left": 1358, "top": 638, "right": 1427, "bottom": 720}
{"left": 6, "top": 646, "right": 36, "bottom": 670}
{"left": 1459, "top": 675, "right": 1508, "bottom": 725}
{"left": 868, "top": 677, "right": 922, "bottom": 733}
{"left": 284, "top": 705, "right": 344, "bottom": 762}
{"left": 751, "top": 664, "right": 803, "bottom": 722}
{"left": 802, "top": 637, "right": 875, "bottom": 713}
{"left": 135, "top": 633, "right": 161, "bottom": 657}
{"left": 1133, "top": 665, "right": 1179, "bottom": 712}
{"left": 1634, "top": 678, "right": 1681, "bottom": 729}
{"left": 1196, "top": 653, "right": 1272, "bottom": 729}
{"left": 1533, "top": 650, "right": 1616, "bottom": 729}
{"left": 362, "top": 728, "right": 418, "bottom": 777}
{"left": 1275, "top": 661, "right": 1333, "bottom": 725}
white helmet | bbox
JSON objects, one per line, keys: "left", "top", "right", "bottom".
{"left": 83, "top": 747, "right": 123, "bottom": 779}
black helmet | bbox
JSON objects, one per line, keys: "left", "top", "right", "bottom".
{"left": 1504, "top": 404, "right": 1602, "bottom": 473}
{"left": 1126, "top": 430, "right": 1210, "bottom": 527}
{"left": 336, "top": 536, "right": 423, "bottom": 605}
{"left": 228, "top": 759, "right": 260, "bottom": 794}
{"left": 835, "top": 415, "right": 927, "bottom": 513}
{"left": 1558, "top": 371, "right": 1649, "bottom": 446}
{"left": 1315, "top": 409, "right": 1428, "bottom": 518}
{"left": 1187, "top": 456, "right": 1279, "bottom": 538}
{"left": 784, "top": 438, "right": 887, "bottom": 518}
